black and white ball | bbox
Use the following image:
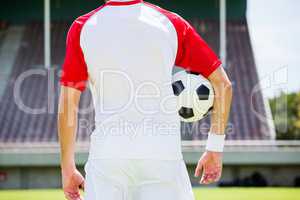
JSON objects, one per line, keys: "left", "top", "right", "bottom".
{"left": 172, "top": 70, "right": 214, "bottom": 122}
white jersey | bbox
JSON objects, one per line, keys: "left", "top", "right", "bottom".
{"left": 61, "top": 0, "right": 221, "bottom": 160}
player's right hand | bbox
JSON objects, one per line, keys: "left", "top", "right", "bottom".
{"left": 62, "top": 168, "right": 85, "bottom": 200}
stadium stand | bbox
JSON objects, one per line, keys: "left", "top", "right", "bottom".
{"left": 0, "top": 22, "right": 94, "bottom": 142}
{"left": 0, "top": 21, "right": 9, "bottom": 59}
{"left": 0, "top": 19, "right": 272, "bottom": 143}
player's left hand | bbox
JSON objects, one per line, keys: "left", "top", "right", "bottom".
{"left": 62, "top": 168, "right": 85, "bottom": 200}
{"left": 194, "top": 151, "right": 223, "bottom": 184}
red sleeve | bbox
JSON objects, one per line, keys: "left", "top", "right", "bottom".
{"left": 175, "top": 19, "right": 222, "bottom": 78}
{"left": 60, "top": 19, "right": 88, "bottom": 91}
{"left": 144, "top": 2, "right": 221, "bottom": 78}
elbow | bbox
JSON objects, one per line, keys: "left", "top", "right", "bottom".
{"left": 207, "top": 67, "right": 233, "bottom": 96}
{"left": 215, "top": 78, "right": 232, "bottom": 97}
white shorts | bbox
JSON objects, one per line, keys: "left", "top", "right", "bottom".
{"left": 84, "top": 159, "right": 195, "bottom": 200}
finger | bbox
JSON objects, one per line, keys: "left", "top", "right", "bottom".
{"left": 202, "top": 165, "right": 219, "bottom": 180}
{"left": 209, "top": 174, "right": 218, "bottom": 182}
{"left": 67, "top": 181, "right": 81, "bottom": 193}
{"left": 65, "top": 193, "right": 72, "bottom": 200}
{"left": 202, "top": 171, "right": 221, "bottom": 184}
{"left": 67, "top": 189, "right": 81, "bottom": 197}
{"left": 200, "top": 173, "right": 208, "bottom": 184}
{"left": 200, "top": 170, "right": 208, "bottom": 184}
{"left": 200, "top": 172, "right": 215, "bottom": 184}
{"left": 203, "top": 179, "right": 214, "bottom": 185}
{"left": 201, "top": 176, "right": 213, "bottom": 184}
{"left": 208, "top": 171, "right": 218, "bottom": 179}
{"left": 208, "top": 168, "right": 221, "bottom": 181}
{"left": 65, "top": 192, "right": 79, "bottom": 200}
{"left": 194, "top": 161, "right": 204, "bottom": 177}
{"left": 68, "top": 193, "right": 80, "bottom": 200}
{"left": 65, "top": 190, "right": 80, "bottom": 197}
{"left": 200, "top": 166, "right": 212, "bottom": 184}
{"left": 204, "top": 174, "right": 217, "bottom": 184}
{"left": 213, "top": 171, "right": 222, "bottom": 182}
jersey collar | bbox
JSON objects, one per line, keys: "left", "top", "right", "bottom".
{"left": 106, "top": 0, "right": 143, "bottom": 6}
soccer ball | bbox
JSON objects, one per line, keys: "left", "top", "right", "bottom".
{"left": 172, "top": 70, "right": 214, "bottom": 122}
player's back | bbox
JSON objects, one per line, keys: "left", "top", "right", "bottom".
{"left": 86, "top": 0, "right": 181, "bottom": 160}
{"left": 61, "top": 0, "right": 221, "bottom": 160}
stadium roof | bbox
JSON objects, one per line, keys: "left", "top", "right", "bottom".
{"left": 0, "top": 0, "right": 247, "bottom": 23}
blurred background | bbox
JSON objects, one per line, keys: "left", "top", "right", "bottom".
{"left": 0, "top": 0, "right": 299, "bottom": 199}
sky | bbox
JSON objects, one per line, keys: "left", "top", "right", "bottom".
{"left": 247, "top": 0, "right": 300, "bottom": 98}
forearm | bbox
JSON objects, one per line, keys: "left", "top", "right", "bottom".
{"left": 206, "top": 67, "right": 232, "bottom": 136}
{"left": 195, "top": 75, "right": 231, "bottom": 183}
{"left": 58, "top": 112, "right": 77, "bottom": 170}
{"left": 210, "top": 81, "right": 232, "bottom": 134}
{"left": 58, "top": 87, "right": 80, "bottom": 171}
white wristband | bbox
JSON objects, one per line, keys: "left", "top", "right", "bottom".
{"left": 205, "top": 133, "right": 226, "bottom": 152}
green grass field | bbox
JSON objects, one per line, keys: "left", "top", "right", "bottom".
{"left": 0, "top": 188, "right": 299, "bottom": 200}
